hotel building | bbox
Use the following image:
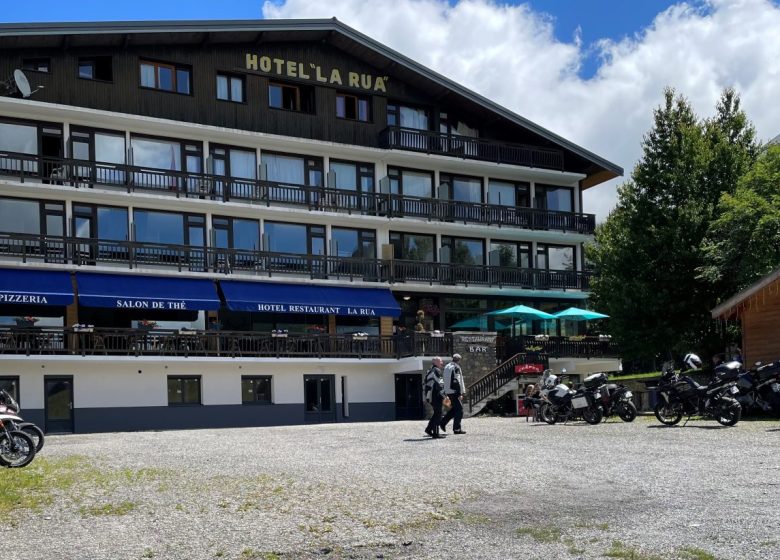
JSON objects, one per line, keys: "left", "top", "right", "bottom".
{"left": 0, "top": 20, "right": 622, "bottom": 432}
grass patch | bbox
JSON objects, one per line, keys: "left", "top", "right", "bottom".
{"left": 0, "top": 456, "right": 86, "bottom": 514}
{"left": 679, "top": 547, "right": 718, "bottom": 560}
{"left": 604, "top": 541, "right": 663, "bottom": 560}
{"left": 760, "top": 540, "right": 777, "bottom": 547}
{"left": 239, "top": 550, "right": 279, "bottom": 560}
{"left": 575, "top": 521, "right": 610, "bottom": 531}
{"left": 79, "top": 500, "right": 136, "bottom": 517}
{"left": 516, "top": 525, "right": 562, "bottom": 543}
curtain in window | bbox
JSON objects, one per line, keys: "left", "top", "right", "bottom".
{"left": 140, "top": 64, "right": 155, "bottom": 88}
{"left": 451, "top": 177, "right": 482, "bottom": 203}
{"left": 402, "top": 171, "right": 432, "bottom": 198}
{"left": 399, "top": 106, "right": 428, "bottom": 130}
{"left": 331, "top": 162, "right": 357, "bottom": 190}
{"left": 229, "top": 150, "right": 256, "bottom": 179}
{"left": 216, "top": 75, "right": 229, "bottom": 100}
{"left": 488, "top": 181, "right": 515, "bottom": 206}
{"left": 264, "top": 154, "right": 305, "bottom": 185}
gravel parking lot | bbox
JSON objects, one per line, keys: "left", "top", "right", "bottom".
{"left": 4, "top": 416, "right": 780, "bottom": 560}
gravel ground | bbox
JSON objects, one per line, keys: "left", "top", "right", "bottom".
{"left": 4, "top": 415, "right": 780, "bottom": 560}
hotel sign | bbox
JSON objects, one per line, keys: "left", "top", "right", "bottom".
{"left": 245, "top": 53, "right": 389, "bottom": 93}
{"left": 257, "top": 303, "right": 376, "bottom": 316}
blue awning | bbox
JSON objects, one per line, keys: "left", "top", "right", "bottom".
{"left": 76, "top": 273, "right": 221, "bottom": 311}
{"left": 0, "top": 268, "right": 74, "bottom": 306}
{"left": 220, "top": 280, "right": 401, "bottom": 317}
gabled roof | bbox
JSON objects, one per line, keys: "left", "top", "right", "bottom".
{"left": 0, "top": 18, "right": 623, "bottom": 185}
{"left": 711, "top": 266, "right": 780, "bottom": 318}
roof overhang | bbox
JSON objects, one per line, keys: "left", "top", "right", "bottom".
{"left": 0, "top": 18, "right": 623, "bottom": 188}
{"left": 711, "top": 267, "right": 780, "bottom": 319}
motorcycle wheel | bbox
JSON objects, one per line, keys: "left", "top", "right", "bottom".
{"left": 617, "top": 401, "right": 638, "bottom": 423}
{"left": 18, "top": 423, "right": 44, "bottom": 453}
{"left": 0, "top": 430, "right": 36, "bottom": 468}
{"left": 540, "top": 403, "right": 557, "bottom": 424}
{"left": 582, "top": 406, "right": 603, "bottom": 425}
{"left": 714, "top": 398, "right": 742, "bottom": 427}
{"left": 654, "top": 402, "right": 683, "bottom": 426}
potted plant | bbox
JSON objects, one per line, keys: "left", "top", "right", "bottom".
{"left": 138, "top": 319, "right": 157, "bottom": 330}
{"left": 15, "top": 316, "right": 39, "bottom": 328}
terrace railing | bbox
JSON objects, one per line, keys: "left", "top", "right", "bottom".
{"left": 0, "top": 151, "right": 595, "bottom": 234}
{"left": 0, "top": 232, "right": 593, "bottom": 291}
{"left": 498, "top": 335, "right": 620, "bottom": 360}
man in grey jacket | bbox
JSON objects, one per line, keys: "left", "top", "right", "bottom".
{"left": 423, "top": 357, "right": 445, "bottom": 438}
{"left": 440, "top": 353, "right": 466, "bottom": 434}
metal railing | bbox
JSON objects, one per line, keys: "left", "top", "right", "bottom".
{"left": 467, "top": 352, "right": 550, "bottom": 412}
{"left": 0, "top": 232, "right": 593, "bottom": 290}
{"left": 0, "top": 327, "right": 453, "bottom": 359}
{"left": 379, "top": 126, "right": 565, "bottom": 170}
{"left": 0, "top": 151, "right": 594, "bottom": 234}
{"left": 498, "top": 335, "right": 620, "bottom": 360}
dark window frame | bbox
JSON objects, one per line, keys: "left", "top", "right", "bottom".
{"left": 489, "top": 239, "right": 532, "bottom": 268}
{"left": 139, "top": 59, "right": 192, "bottom": 95}
{"left": 129, "top": 132, "right": 202, "bottom": 174}
{"left": 264, "top": 221, "right": 326, "bottom": 255}
{"left": 22, "top": 58, "right": 50, "bottom": 74}
{"left": 0, "top": 376, "right": 20, "bottom": 406}
{"left": 261, "top": 150, "right": 324, "bottom": 187}
{"left": 440, "top": 172, "right": 484, "bottom": 203}
{"left": 78, "top": 56, "right": 113, "bottom": 82}
{"left": 132, "top": 208, "right": 206, "bottom": 247}
{"left": 386, "top": 166, "right": 435, "bottom": 198}
{"left": 336, "top": 92, "right": 371, "bottom": 122}
{"left": 440, "top": 235, "right": 485, "bottom": 265}
{"left": 212, "top": 215, "right": 260, "bottom": 250}
{"left": 268, "top": 81, "right": 315, "bottom": 114}
{"left": 329, "top": 158, "right": 375, "bottom": 192}
{"left": 216, "top": 72, "right": 246, "bottom": 104}
{"left": 331, "top": 226, "right": 377, "bottom": 259}
{"left": 241, "top": 375, "right": 273, "bottom": 405}
{"left": 487, "top": 179, "right": 531, "bottom": 208}
{"left": 386, "top": 102, "right": 431, "bottom": 129}
{"left": 536, "top": 243, "right": 577, "bottom": 271}
{"left": 389, "top": 231, "right": 436, "bottom": 262}
{"left": 167, "top": 375, "right": 201, "bottom": 406}
{"left": 534, "top": 184, "right": 575, "bottom": 212}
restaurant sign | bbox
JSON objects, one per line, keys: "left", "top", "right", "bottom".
{"left": 115, "top": 299, "right": 189, "bottom": 310}
{"left": 245, "top": 54, "right": 389, "bottom": 92}
{"left": 257, "top": 303, "right": 376, "bottom": 316}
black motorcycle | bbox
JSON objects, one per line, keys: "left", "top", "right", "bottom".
{"left": 583, "top": 373, "right": 637, "bottom": 422}
{"left": 540, "top": 376, "right": 604, "bottom": 425}
{"left": 735, "top": 361, "right": 780, "bottom": 416}
{"left": 654, "top": 361, "right": 742, "bottom": 427}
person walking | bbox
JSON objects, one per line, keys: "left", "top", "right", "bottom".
{"left": 440, "top": 353, "right": 466, "bottom": 434}
{"left": 423, "top": 357, "right": 446, "bottom": 438}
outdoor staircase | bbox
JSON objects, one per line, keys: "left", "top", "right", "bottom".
{"left": 465, "top": 353, "right": 549, "bottom": 417}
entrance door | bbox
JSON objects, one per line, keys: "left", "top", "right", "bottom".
{"left": 44, "top": 376, "right": 74, "bottom": 433}
{"left": 304, "top": 375, "right": 336, "bottom": 423}
{"left": 395, "top": 373, "right": 423, "bottom": 420}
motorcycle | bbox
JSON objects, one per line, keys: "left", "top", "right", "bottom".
{"left": 583, "top": 372, "right": 638, "bottom": 422}
{"left": 734, "top": 361, "right": 780, "bottom": 416}
{"left": 0, "top": 414, "right": 36, "bottom": 468}
{"left": 539, "top": 369, "right": 604, "bottom": 425}
{"left": 0, "top": 389, "right": 45, "bottom": 453}
{"left": 654, "top": 360, "right": 742, "bottom": 427}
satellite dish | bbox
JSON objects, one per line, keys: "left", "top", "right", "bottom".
{"left": 13, "top": 70, "right": 31, "bottom": 98}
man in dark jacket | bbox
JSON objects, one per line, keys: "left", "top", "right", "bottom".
{"left": 441, "top": 353, "right": 466, "bottom": 434}
{"left": 424, "top": 357, "right": 445, "bottom": 438}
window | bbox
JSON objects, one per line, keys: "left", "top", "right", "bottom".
{"left": 0, "top": 197, "right": 66, "bottom": 236}
{"left": 441, "top": 173, "right": 483, "bottom": 203}
{"left": 269, "top": 82, "right": 315, "bottom": 113}
{"left": 387, "top": 104, "right": 429, "bottom": 130}
{"left": 389, "top": 232, "right": 435, "bottom": 262}
{"left": 22, "top": 58, "right": 49, "bottom": 73}
{"left": 537, "top": 243, "right": 576, "bottom": 271}
{"left": 336, "top": 92, "right": 370, "bottom": 121}
{"left": 242, "top": 376, "right": 272, "bottom": 404}
{"left": 488, "top": 180, "right": 530, "bottom": 207}
{"left": 73, "top": 204, "right": 128, "bottom": 241}
{"left": 0, "top": 121, "right": 38, "bottom": 156}
{"left": 387, "top": 167, "right": 433, "bottom": 198}
{"left": 140, "top": 60, "right": 191, "bottom": 94}
{"left": 329, "top": 160, "right": 374, "bottom": 194}
{"left": 441, "top": 237, "right": 484, "bottom": 265}
{"left": 78, "top": 56, "right": 112, "bottom": 81}
{"left": 490, "top": 241, "right": 531, "bottom": 268}
{"left": 213, "top": 217, "right": 259, "bottom": 251}
{"left": 262, "top": 152, "right": 323, "bottom": 205}
{"left": 535, "top": 184, "right": 574, "bottom": 213}
{"left": 0, "top": 377, "right": 20, "bottom": 404}
{"left": 216, "top": 73, "right": 244, "bottom": 103}
{"left": 167, "top": 376, "right": 201, "bottom": 405}
{"left": 331, "top": 227, "right": 376, "bottom": 259}
{"left": 264, "top": 222, "right": 325, "bottom": 256}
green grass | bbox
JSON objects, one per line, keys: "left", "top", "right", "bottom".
{"left": 79, "top": 500, "right": 137, "bottom": 517}
{"left": 516, "top": 525, "right": 562, "bottom": 543}
{"left": 604, "top": 540, "right": 663, "bottom": 560}
{"left": 678, "top": 547, "right": 718, "bottom": 560}
{"left": 611, "top": 372, "right": 662, "bottom": 382}
{"left": 0, "top": 456, "right": 85, "bottom": 513}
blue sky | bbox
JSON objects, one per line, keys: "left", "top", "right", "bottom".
{"left": 2, "top": 0, "right": 688, "bottom": 78}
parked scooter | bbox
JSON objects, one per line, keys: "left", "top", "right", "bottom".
{"left": 539, "top": 369, "right": 604, "bottom": 425}
{"left": 654, "top": 360, "right": 742, "bottom": 427}
{"left": 0, "top": 389, "right": 44, "bottom": 452}
{"left": 734, "top": 361, "right": 780, "bottom": 417}
{"left": 583, "top": 372, "right": 637, "bottom": 422}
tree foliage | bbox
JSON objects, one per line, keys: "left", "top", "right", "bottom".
{"left": 587, "top": 88, "right": 758, "bottom": 365}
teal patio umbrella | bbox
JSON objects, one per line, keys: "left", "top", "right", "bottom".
{"left": 487, "top": 305, "right": 556, "bottom": 336}
{"left": 450, "top": 316, "right": 509, "bottom": 331}
{"left": 553, "top": 307, "right": 609, "bottom": 321}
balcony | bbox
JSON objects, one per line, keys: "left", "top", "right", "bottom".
{"left": 378, "top": 126, "right": 565, "bottom": 170}
{"left": 0, "top": 233, "right": 593, "bottom": 291}
{"left": 498, "top": 335, "right": 620, "bottom": 360}
{"left": 0, "top": 151, "right": 595, "bottom": 235}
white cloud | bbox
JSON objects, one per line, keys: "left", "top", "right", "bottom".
{"left": 262, "top": 0, "right": 780, "bottom": 220}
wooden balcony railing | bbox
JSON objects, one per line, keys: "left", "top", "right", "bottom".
{"left": 498, "top": 335, "right": 620, "bottom": 361}
{"left": 0, "top": 151, "right": 595, "bottom": 234}
{"left": 0, "top": 327, "right": 452, "bottom": 359}
{"left": 378, "top": 126, "right": 565, "bottom": 170}
{"left": 0, "top": 232, "right": 593, "bottom": 291}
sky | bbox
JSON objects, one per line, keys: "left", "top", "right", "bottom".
{"left": 4, "top": 0, "right": 780, "bottom": 220}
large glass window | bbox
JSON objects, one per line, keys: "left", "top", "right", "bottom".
{"left": 0, "top": 122, "right": 37, "bottom": 155}
{"left": 0, "top": 197, "right": 41, "bottom": 234}
{"left": 537, "top": 244, "right": 575, "bottom": 271}
{"left": 167, "top": 376, "right": 201, "bottom": 405}
{"left": 134, "top": 210, "right": 184, "bottom": 245}
{"left": 442, "top": 173, "right": 482, "bottom": 203}
{"left": 264, "top": 222, "right": 315, "bottom": 255}
{"left": 330, "top": 160, "right": 374, "bottom": 196}
{"left": 336, "top": 93, "right": 370, "bottom": 122}
{"left": 78, "top": 56, "right": 112, "bottom": 81}
{"left": 331, "top": 228, "right": 376, "bottom": 259}
{"left": 131, "top": 136, "right": 181, "bottom": 171}
{"left": 389, "top": 232, "right": 435, "bottom": 262}
{"left": 269, "top": 82, "right": 315, "bottom": 113}
{"left": 263, "top": 153, "right": 306, "bottom": 185}
{"left": 387, "top": 104, "right": 429, "bottom": 130}
{"left": 488, "top": 180, "right": 530, "bottom": 207}
{"left": 213, "top": 217, "right": 259, "bottom": 250}
{"left": 94, "top": 133, "right": 126, "bottom": 165}
{"left": 73, "top": 204, "right": 128, "bottom": 241}
{"left": 441, "top": 237, "right": 484, "bottom": 265}
{"left": 490, "top": 241, "right": 531, "bottom": 268}
{"left": 387, "top": 167, "right": 433, "bottom": 198}
{"left": 242, "top": 376, "right": 273, "bottom": 404}
{"left": 535, "top": 184, "right": 574, "bottom": 212}
{"left": 140, "top": 60, "right": 191, "bottom": 95}
{"left": 216, "top": 73, "right": 244, "bottom": 103}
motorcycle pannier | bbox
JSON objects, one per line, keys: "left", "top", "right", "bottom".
{"left": 713, "top": 362, "right": 741, "bottom": 383}
{"left": 584, "top": 373, "right": 608, "bottom": 389}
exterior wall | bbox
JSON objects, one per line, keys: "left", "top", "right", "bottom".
{"left": 2, "top": 356, "right": 425, "bottom": 433}
{"left": 741, "top": 285, "right": 780, "bottom": 365}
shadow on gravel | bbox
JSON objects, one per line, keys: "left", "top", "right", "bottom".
{"left": 403, "top": 437, "right": 444, "bottom": 442}
{"left": 766, "top": 428, "right": 780, "bottom": 432}
{"left": 646, "top": 424, "right": 732, "bottom": 430}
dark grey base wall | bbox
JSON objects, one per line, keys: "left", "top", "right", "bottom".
{"left": 35, "top": 402, "right": 397, "bottom": 433}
